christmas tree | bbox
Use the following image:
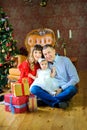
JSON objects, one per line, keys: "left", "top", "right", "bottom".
{"left": 0, "top": 7, "right": 19, "bottom": 88}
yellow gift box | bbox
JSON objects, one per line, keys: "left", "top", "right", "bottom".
{"left": 11, "top": 78, "right": 30, "bottom": 96}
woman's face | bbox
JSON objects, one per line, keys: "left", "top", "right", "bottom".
{"left": 33, "top": 50, "right": 42, "bottom": 62}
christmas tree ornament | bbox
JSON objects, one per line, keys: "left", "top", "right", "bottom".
{"left": 13, "top": 47, "right": 16, "bottom": 50}
{"left": 11, "top": 56, "right": 14, "bottom": 61}
{"left": 0, "top": 41, "right": 2, "bottom": 44}
{"left": 0, "top": 63, "right": 3, "bottom": 67}
{"left": 40, "top": 0, "right": 48, "bottom": 7}
{"left": 6, "top": 27, "right": 10, "bottom": 31}
{"left": 2, "top": 49, "right": 5, "bottom": 53}
{"left": 9, "top": 48, "right": 12, "bottom": 51}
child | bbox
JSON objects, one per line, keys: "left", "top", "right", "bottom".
{"left": 30, "top": 58, "right": 59, "bottom": 95}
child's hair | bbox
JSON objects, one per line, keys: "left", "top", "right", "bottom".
{"left": 28, "top": 44, "right": 43, "bottom": 70}
{"left": 38, "top": 58, "right": 46, "bottom": 64}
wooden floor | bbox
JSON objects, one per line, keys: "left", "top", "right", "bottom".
{"left": 0, "top": 70, "right": 87, "bottom": 130}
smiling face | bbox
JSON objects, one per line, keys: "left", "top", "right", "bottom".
{"left": 29, "top": 44, "right": 43, "bottom": 62}
{"left": 39, "top": 60, "right": 48, "bottom": 70}
{"left": 33, "top": 50, "right": 42, "bottom": 62}
{"left": 43, "top": 46, "right": 56, "bottom": 62}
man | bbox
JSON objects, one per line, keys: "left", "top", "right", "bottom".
{"left": 30, "top": 44, "right": 80, "bottom": 109}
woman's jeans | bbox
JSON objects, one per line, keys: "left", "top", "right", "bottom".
{"left": 30, "top": 85, "right": 78, "bottom": 107}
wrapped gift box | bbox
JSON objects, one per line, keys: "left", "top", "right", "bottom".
{"left": 11, "top": 78, "right": 30, "bottom": 96}
{"left": 4, "top": 94, "right": 29, "bottom": 113}
{"left": 28, "top": 94, "right": 37, "bottom": 112}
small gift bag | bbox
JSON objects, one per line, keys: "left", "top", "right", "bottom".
{"left": 11, "top": 78, "right": 30, "bottom": 96}
{"left": 28, "top": 94, "right": 37, "bottom": 112}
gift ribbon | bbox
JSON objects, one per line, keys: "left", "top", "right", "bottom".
{"left": 29, "top": 95, "right": 37, "bottom": 111}
{"left": 5, "top": 102, "right": 28, "bottom": 113}
{"left": 21, "top": 83, "right": 25, "bottom": 95}
{"left": 11, "top": 83, "right": 14, "bottom": 94}
{"left": 9, "top": 96, "right": 15, "bottom": 113}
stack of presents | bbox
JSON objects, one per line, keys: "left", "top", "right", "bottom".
{"left": 4, "top": 78, "right": 37, "bottom": 114}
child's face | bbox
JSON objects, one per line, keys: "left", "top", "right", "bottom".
{"left": 33, "top": 50, "right": 42, "bottom": 62}
{"left": 40, "top": 60, "right": 48, "bottom": 70}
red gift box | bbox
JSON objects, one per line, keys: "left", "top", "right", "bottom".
{"left": 4, "top": 94, "right": 29, "bottom": 114}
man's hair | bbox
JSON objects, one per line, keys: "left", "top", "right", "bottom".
{"left": 43, "top": 44, "right": 55, "bottom": 50}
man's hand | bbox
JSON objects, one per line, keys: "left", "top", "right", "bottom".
{"left": 51, "top": 67, "right": 56, "bottom": 77}
{"left": 55, "top": 88, "right": 62, "bottom": 95}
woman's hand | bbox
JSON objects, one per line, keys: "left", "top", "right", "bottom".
{"left": 28, "top": 73, "right": 36, "bottom": 80}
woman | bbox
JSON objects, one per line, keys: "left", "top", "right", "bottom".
{"left": 18, "top": 44, "right": 43, "bottom": 86}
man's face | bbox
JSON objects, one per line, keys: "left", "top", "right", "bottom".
{"left": 43, "top": 47, "right": 56, "bottom": 62}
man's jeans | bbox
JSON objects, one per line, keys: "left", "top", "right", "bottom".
{"left": 30, "top": 85, "right": 78, "bottom": 107}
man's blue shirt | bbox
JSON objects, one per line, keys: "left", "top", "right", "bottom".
{"left": 48, "top": 54, "right": 80, "bottom": 90}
